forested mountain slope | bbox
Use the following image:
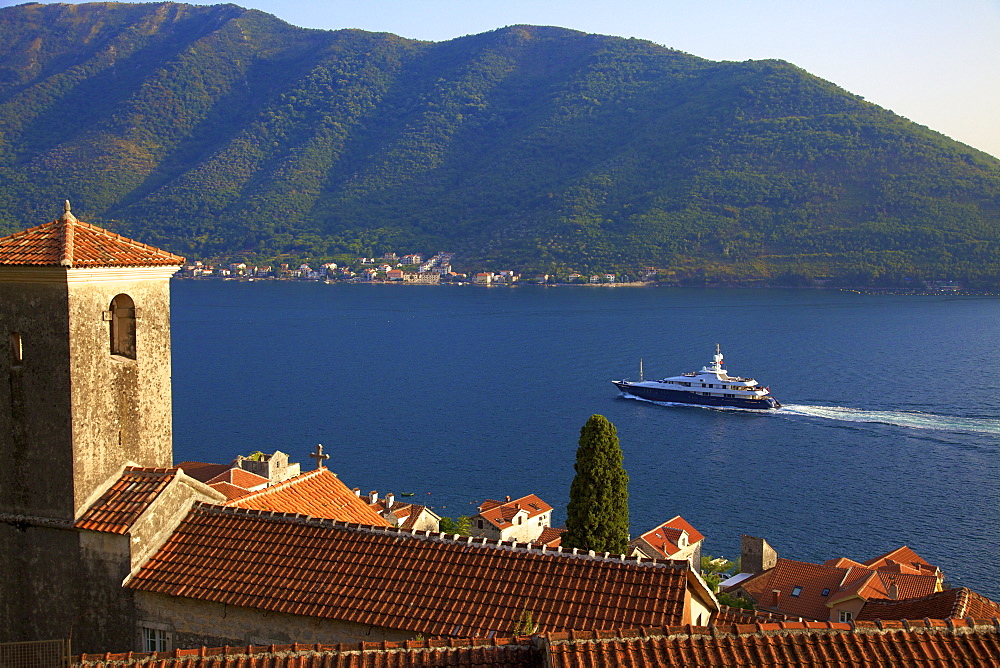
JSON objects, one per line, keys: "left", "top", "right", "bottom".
{"left": 2, "top": 2, "right": 999, "bottom": 284}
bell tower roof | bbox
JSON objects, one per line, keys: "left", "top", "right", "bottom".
{"left": 0, "top": 201, "right": 184, "bottom": 268}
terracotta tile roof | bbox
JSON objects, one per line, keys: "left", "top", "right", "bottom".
{"left": 75, "top": 638, "right": 542, "bottom": 667}
{"left": 175, "top": 461, "right": 232, "bottom": 484}
{"left": 478, "top": 494, "right": 552, "bottom": 529}
{"left": 737, "top": 558, "right": 852, "bottom": 620}
{"left": 857, "top": 587, "right": 1000, "bottom": 622}
{"left": 207, "top": 481, "right": 251, "bottom": 502}
{"left": 543, "top": 619, "right": 1000, "bottom": 667}
{"left": 713, "top": 605, "right": 800, "bottom": 624}
{"left": 823, "top": 557, "right": 868, "bottom": 569}
{"left": 368, "top": 499, "right": 439, "bottom": 531}
{"left": 227, "top": 469, "right": 388, "bottom": 526}
{"left": 864, "top": 546, "right": 938, "bottom": 575}
{"left": 886, "top": 572, "right": 941, "bottom": 600}
{"left": 77, "top": 620, "right": 1000, "bottom": 666}
{"left": 828, "top": 570, "right": 886, "bottom": 605}
{"left": 398, "top": 504, "right": 432, "bottom": 531}
{"left": 126, "top": 504, "right": 698, "bottom": 637}
{"left": 634, "top": 516, "right": 704, "bottom": 558}
{"left": 662, "top": 516, "right": 704, "bottom": 544}
{"left": 74, "top": 467, "right": 178, "bottom": 534}
{"left": 0, "top": 204, "right": 184, "bottom": 268}
{"left": 531, "top": 527, "right": 566, "bottom": 547}
{"left": 737, "top": 546, "right": 944, "bottom": 621}
{"left": 205, "top": 468, "right": 269, "bottom": 489}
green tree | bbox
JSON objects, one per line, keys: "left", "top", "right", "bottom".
{"left": 439, "top": 515, "right": 471, "bottom": 535}
{"left": 716, "top": 591, "right": 755, "bottom": 610}
{"left": 701, "top": 554, "right": 740, "bottom": 592}
{"left": 562, "top": 414, "right": 629, "bottom": 553}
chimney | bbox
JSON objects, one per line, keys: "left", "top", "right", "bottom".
{"left": 505, "top": 495, "right": 511, "bottom": 503}
{"left": 353, "top": 487, "right": 361, "bottom": 497}
{"left": 888, "top": 581, "right": 899, "bottom": 600}
{"left": 385, "top": 493, "right": 394, "bottom": 509}
{"left": 369, "top": 490, "right": 378, "bottom": 504}
{"left": 771, "top": 590, "right": 780, "bottom": 609}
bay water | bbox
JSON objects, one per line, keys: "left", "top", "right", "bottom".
{"left": 171, "top": 281, "right": 1000, "bottom": 599}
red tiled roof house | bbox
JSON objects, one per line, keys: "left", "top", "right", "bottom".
{"left": 630, "top": 515, "right": 705, "bottom": 567}
{"left": 367, "top": 490, "right": 442, "bottom": 531}
{"left": 471, "top": 494, "right": 554, "bottom": 543}
{"left": 724, "top": 536, "right": 947, "bottom": 623}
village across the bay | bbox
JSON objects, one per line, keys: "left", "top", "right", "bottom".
{"left": 176, "top": 250, "right": 651, "bottom": 285}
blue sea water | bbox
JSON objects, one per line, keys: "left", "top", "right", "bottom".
{"left": 170, "top": 281, "right": 1000, "bottom": 599}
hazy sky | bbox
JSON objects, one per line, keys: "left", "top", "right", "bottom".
{"left": 4, "top": 0, "right": 998, "bottom": 158}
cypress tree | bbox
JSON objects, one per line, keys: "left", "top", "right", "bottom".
{"left": 562, "top": 414, "right": 630, "bottom": 554}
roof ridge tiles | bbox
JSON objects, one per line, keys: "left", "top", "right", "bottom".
{"left": 189, "top": 502, "right": 686, "bottom": 570}
{"left": 541, "top": 619, "right": 1000, "bottom": 645}
{"left": 76, "top": 637, "right": 539, "bottom": 665}
{"left": 122, "top": 466, "right": 179, "bottom": 476}
{"left": 234, "top": 468, "right": 325, "bottom": 501}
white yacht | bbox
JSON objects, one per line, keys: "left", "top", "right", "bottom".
{"left": 613, "top": 345, "right": 780, "bottom": 410}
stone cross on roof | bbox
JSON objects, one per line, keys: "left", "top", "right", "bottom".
{"left": 309, "top": 444, "right": 330, "bottom": 470}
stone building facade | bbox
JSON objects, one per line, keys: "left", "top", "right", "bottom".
{"left": 0, "top": 203, "right": 187, "bottom": 651}
{"left": 469, "top": 495, "right": 553, "bottom": 543}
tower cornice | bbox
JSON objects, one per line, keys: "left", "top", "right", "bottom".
{"left": 0, "top": 265, "right": 179, "bottom": 283}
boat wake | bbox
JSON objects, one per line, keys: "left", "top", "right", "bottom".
{"left": 779, "top": 404, "right": 1000, "bottom": 436}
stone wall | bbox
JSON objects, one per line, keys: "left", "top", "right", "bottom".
{"left": 0, "top": 266, "right": 175, "bottom": 521}
{"left": 66, "top": 268, "right": 175, "bottom": 517}
{"left": 741, "top": 535, "right": 777, "bottom": 575}
{"left": 134, "top": 592, "right": 414, "bottom": 650}
{"left": 0, "top": 523, "right": 136, "bottom": 652}
{"left": 0, "top": 273, "right": 76, "bottom": 520}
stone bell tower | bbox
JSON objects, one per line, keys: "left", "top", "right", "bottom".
{"left": 0, "top": 201, "right": 184, "bottom": 521}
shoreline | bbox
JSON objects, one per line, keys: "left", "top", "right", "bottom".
{"left": 171, "top": 277, "right": 1000, "bottom": 295}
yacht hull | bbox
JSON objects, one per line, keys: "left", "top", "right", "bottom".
{"left": 613, "top": 381, "right": 781, "bottom": 410}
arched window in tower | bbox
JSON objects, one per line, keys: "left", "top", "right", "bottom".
{"left": 9, "top": 332, "right": 22, "bottom": 367}
{"left": 109, "top": 294, "right": 137, "bottom": 359}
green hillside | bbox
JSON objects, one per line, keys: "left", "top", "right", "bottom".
{"left": 2, "top": 2, "right": 999, "bottom": 285}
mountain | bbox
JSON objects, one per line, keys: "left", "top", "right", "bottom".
{"left": 1, "top": 2, "right": 999, "bottom": 285}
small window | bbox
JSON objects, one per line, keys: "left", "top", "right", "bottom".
{"left": 9, "top": 332, "right": 22, "bottom": 366}
{"left": 477, "top": 519, "right": 483, "bottom": 529}
{"left": 838, "top": 610, "right": 853, "bottom": 622}
{"left": 142, "top": 626, "right": 171, "bottom": 653}
{"left": 110, "top": 294, "right": 137, "bottom": 359}
{"left": 791, "top": 586, "right": 802, "bottom": 597}
{"left": 821, "top": 588, "right": 830, "bottom": 597}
